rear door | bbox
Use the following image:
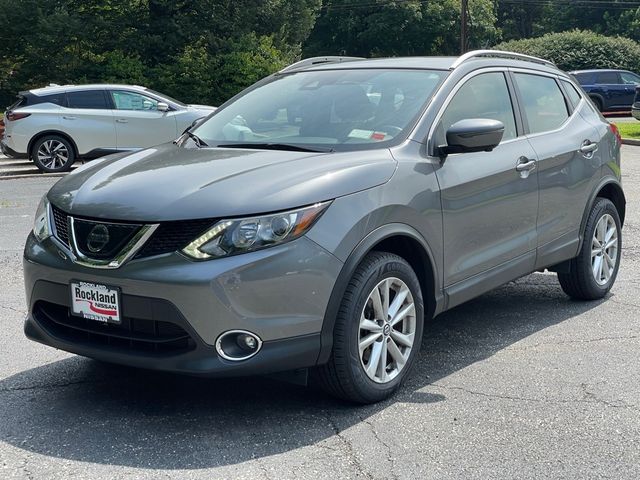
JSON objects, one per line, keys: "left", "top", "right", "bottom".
{"left": 511, "top": 71, "right": 602, "bottom": 267}
{"left": 63, "top": 90, "right": 116, "bottom": 155}
{"left": 432, "top": 70, "right": 539, "bottom": 294}
{"left": 108, "top": 90, "right": 178, "bottom": 149}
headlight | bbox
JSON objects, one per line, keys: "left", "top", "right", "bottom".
{"left": 182, "top": 202, "right": 330, "bottom": 260}
{"left": 33, "top": 195, "right": 51, "bottom": 242}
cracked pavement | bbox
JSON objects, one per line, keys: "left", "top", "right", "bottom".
{"left": 0, "top": 148, "right": 639, "bottom": 479}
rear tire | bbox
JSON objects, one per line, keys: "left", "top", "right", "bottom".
{"left": 31, "top": 135, "right": 75, "bottom": 172}
{"left": 590, "top": 96, "right": 604, "bottom": 112}
{"left": 558, "top": 198, "right": 621, "bottom": 300}
{"left": 314, "top": 252, "right": 424, "bottom": 404}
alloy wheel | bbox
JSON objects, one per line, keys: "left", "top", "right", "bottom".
{"left": 359, "top": 277, "right": 416, "bottom": 384}
{"left": 591, "top": 213, "right": 619, "bottom": 286}
{"left": 37, "top": 140, "right": 69, "bottom": 170}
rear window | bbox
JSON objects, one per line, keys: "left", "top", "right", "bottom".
{"left": 66, "top": 90, "right": 109, "bottom": 109}
{"left": 572, "top": 73, "right": 591, "bottom": 84}
{"left": 514, "top": 73, "right": 569, "bottom": 134}
{"left": 32, "top": 93, "right": 66, "bottom": 107}
{"left": 595, "top": 72, "right": 619, "bottom": 84}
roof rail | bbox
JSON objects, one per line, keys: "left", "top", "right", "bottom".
{"left": 279, "top": 56, "right": 365, "bottom": 73}
{"left": 451, "top": 50, "right": 556, "bottom": 69}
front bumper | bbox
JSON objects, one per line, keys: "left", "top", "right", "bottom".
{"left": 23, "top": 233, "right": 343, "bottom": 376}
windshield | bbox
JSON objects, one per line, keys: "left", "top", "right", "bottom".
{"left": 144, "top": 88, "right": 187, "bottom": 107}
{"left": 192, "top": 68, "right": 447, "bottom": 151}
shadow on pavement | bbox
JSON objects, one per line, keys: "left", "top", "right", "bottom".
{"left": 0, "top": 273, "right": 604, "bottom": 469}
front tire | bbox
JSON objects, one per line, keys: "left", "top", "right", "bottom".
{"left": 31, "top": 135, "right": 75, "bottom": 172}
{"left": 315, "top": 252, "right": 424, "bottom": 404}
{"left": 558, "top": 198, "right": 622, "bottom": 300}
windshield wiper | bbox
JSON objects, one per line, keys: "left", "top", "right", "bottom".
{"left": 218, "top": 142, "right": 332, "bottom": 153}
{"left": 183, "top": 131, "right": 208, "bottom": 148}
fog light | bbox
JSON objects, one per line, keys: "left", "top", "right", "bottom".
{"left": 237, "top": 333, "right": 258, "bottom": 351}
{"left": 215, "top": 330, "right": 263, "bottom": 361}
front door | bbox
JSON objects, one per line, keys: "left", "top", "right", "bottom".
{"left": 432, "top": 71, "right": 539, "bottom": 295}
{"left": 619, "top": 71, "right": 640, "bottom": 106}
{"left": 109, "top": 90, "right": 178, "bottom": 150}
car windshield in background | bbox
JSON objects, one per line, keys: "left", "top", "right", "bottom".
{"left": 193, "top": 68, "right": 447, "bottom": 151}
{"left": 144, "top": 88, "right": 187, "bottom": 107}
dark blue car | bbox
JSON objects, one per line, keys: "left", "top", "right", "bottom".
{"left": 570, "top": 69, "right": 640, "bottom": 112}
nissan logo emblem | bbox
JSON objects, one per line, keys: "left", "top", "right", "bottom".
{"left": 87, "top": 224, "right": 110, "bottom": 253}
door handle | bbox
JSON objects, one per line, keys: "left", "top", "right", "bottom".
{"left": 116, "top": 119, "right": 128, "bottom": 123}
{"left": 579, "top": 141, "right": 598, "bottom": 156}
{"left": 62, "top": 116, "right": 76, "bottom": 120}
{"left": 516, "top": 157, "right": 537, "bottom": 172}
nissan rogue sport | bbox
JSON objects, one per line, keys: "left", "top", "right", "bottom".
{"left": 23, "top": 51, "right": 625, "bottom": 404}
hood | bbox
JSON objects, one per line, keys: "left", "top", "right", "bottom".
{"left": 49, "top": 143, "right": 396, "bottom": 221}
{"left": 187, "top": 104, "right": 217, "bottom": 112}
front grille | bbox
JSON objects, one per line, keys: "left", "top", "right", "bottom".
{"left": 136, "top": 218, "right": 215, "bottom": 258}
{"left": 72, "top": 218, "right": 141, "bottom": 260}
{"left": 34, "top": 300, "right": 196, "bottom": 355}
{"left": 51, "top": 205, "right": 69, "bottom": 246}
{"left": 49, "top": 204, "right": 215, "bottom": 260}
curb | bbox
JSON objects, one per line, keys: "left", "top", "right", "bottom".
{"left": 622, "top": 138, "right": 640, "bottom": 146}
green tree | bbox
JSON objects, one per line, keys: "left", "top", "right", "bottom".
{"left": 497, "top": 0, "right": 546, "bottom": 41}
{"left": 0, "top": 0, "right": 321, "bottom": 107}
{"left": 304, "top": 0, "right": 498, "bottom": 58}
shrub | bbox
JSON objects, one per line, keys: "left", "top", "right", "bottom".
{"left": 494, "top": 30, "right": 640, "bottom": 73}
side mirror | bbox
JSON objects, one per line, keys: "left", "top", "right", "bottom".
{"left": 157, "top": 102, "right": 169, "bottom": 112}
{"left": 439, "top": 119, "right": 504, "bottom": 156}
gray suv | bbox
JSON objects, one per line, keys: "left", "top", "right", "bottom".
{"left": 24, "top": 51, "right": 625, "bottom": 404}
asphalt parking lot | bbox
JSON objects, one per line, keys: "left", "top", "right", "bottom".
{"left": 0, "top": 148, "right": 639, "bottom": 479}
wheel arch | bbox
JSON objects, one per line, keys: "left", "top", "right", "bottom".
{"left": 27, "top": 130, "right": 79, "bottom": 160}
{"left": 316, "top": 223, "right": 441, "bottom": 365}
{"left": 588, "top": 93, "right": 604, "bottom": 111}
{"left": 578, "top": 179, "right": 626, "bottom": 251}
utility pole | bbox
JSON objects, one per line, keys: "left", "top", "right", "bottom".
{"left": 460, "top": 0, "right": 468, "bottom": 54}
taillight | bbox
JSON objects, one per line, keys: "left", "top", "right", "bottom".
{"left": 6, "top": 111, "right": 31, "bottom": 121}
{"left": 609, "top": 123, "right": 622, "bottom": 144}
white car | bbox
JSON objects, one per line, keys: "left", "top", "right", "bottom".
{"left": 1, "top": 84, "right": 216, "bottom": 172}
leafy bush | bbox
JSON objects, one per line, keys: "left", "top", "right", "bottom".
{"left": 494, "top": 30, "right": 640, "bottom": 73}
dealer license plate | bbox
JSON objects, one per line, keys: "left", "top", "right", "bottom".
{"left": 70, "top": 281, "right": 121, "bottom": 324}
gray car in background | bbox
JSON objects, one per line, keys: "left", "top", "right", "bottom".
{"left": 23, "top": 51, "right": 625, "bottom": 404}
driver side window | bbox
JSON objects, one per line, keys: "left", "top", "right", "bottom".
{"left": 620, "top": 72, "right": 640, "bottom": 85}
{"left": 437, "top": 72, "right": 517, "bottom": 147}
{"left": 111, "top": 91, "right": 159, "bottom": 111}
